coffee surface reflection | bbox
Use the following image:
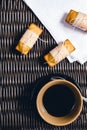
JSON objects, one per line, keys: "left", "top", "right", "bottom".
{"left": 43, "top": 84, "right": 75, "bottom": 117}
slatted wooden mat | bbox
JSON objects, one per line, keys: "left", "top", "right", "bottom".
{"left": 0, "top": 0, "right": 87, "bottom": 130}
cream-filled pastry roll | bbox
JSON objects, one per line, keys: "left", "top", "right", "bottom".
{"left": 65, "top": 9, "right": 87, "bottom": 31}
{"left": 44, "top": 39, "right": 75, "bottom": 67}
{"left": 16, "top": 23, "right": 43, "bottom": 55}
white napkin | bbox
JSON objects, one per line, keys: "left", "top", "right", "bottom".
{"left": 24, "top": 0, "right": 87, "bottom": 64}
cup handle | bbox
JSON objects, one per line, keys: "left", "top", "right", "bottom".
{"left": 82, "top": 96, "right": 87, "bottom": 103}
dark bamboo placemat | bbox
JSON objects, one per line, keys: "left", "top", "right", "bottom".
{"left": 0, "top": 0, "right": 87, "bottom": 130}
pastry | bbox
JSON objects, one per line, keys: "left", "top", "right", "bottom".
{"left": 16, "top": 23, "right": 43, "bottom": 55}
{"left": 44, "top": 39, "right": 75, "bottom": 67}
{"left": 65, "top": 9, "right": 87, "bottom": 31}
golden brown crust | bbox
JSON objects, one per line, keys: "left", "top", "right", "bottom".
{"left": 64, "top": 39, "right": 75, "bottom": 53}
{"left": 29, "top": 23, "right": 43, "bottom": 36}
{"left": 16, "top": 41, "right": 31, "bottom": 55}
{"left": 65, "top": 9, "right": 78, "bottom": 24}
{"left": 44, "top": 53, "right": 57, "bottom": 67}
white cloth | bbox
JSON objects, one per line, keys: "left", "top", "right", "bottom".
{"left": 24, "top": 0, "right": 87, "bottom": 64}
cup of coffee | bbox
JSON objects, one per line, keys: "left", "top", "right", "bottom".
{"left": 36, "top": 79, "right": 84, "bottom": 126}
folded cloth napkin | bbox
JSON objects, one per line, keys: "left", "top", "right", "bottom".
{"left": 24, "top": 0, "right": 87, "bottom": 64}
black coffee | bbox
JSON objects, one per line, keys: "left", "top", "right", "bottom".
{"left": 43, "top": 84, "right": 75, "bottom": 117}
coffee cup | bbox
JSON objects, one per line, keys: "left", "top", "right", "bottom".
{"left": 36, "top": 79, "right": 87, "bottom": 126}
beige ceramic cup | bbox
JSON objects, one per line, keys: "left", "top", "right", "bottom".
{"left": 36, "top": 79, "right": 83, "bottom": 126}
